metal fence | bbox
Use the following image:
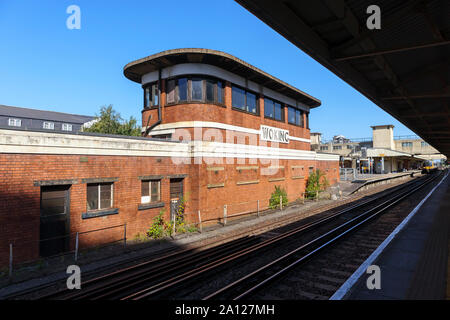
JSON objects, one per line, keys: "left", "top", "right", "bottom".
{"left": 5, "top": 224, "right": 126, "bottom": 279}
{"left": 4, "top": 190, "right": 315, "bottom": 279}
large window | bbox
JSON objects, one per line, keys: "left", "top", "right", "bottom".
{"left": 87, "top": 183, "right": 113, "bottom": 211}
{"left": 144, "top": 83, "right": 159, "bottom": 108}
{"left": 264, "top": 97, "right": 284, "bottom": 121}
{"left": 231, "top": 85, "right": 259, "bottom": 115}
{"left": 165, "top": 76, "right": 224, "bottom": 105}
{"left": 191, "top": 78, "right": 203, "bottom": 101}
{"left": 287, "top": 106, "right": 303, "bottom": 126}
{"left": 141, "top": 180, "right": 161, "bottom": 204}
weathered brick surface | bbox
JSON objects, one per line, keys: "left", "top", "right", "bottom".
{"left": 0, "top": 153, "right": 338, "bottom": 266}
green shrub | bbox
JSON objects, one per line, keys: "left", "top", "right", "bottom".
{"left": 269, "top": 186, "right": 288, "bottom": 209}
{"left": 147, "top": 210, "right": 169, "bottom": 239}
{"left": 305, "top": 169, "right": 330, "bottom": 199}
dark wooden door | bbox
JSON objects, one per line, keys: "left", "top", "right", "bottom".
{"left": 40, "top": 185, "right": 70, "bottom": 257}
{"left": 170, "top": 178, "right": 184, "bottom": 221}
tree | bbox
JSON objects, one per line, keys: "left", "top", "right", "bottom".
{"left": 83, "top": 105, "right": 141, "bottom": 136}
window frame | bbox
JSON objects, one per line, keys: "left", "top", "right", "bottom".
{"left": 87, "top": 183, "right": 114, "bottom": 212}
{"left": 164, "top": 75, "right": 225, "bottom": 107}
{"left": 141, "top": 179, "right": 161, "bottom": 204}
{"left": 230, "top": 84, "right": 260, "bottom": 116}
{"left": 62, "top": 123, "right": 73, "bottom": 131}
{"left": 264, "top": 97, "right": 285, "bottom": 122}
{"left": 402, "top": 142, "right": 413, "bottom": 148}
{"left": 287, "top": 106, "right": 304, "bottom": 127}
{"left": 8, "top": 118, "right": 22, "bottom": 127}
{"left": 43, "top": 121, "right": 55, "bottom": 130}
{"left": 143, "top": 82, "right": 159, "bottom": 108}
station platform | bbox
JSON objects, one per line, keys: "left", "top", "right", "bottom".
{"left": 332, "top": 170, "right": 450, "bottom": 300}
{"left": 337, "top": 170, "right": 421, "bottom": 196}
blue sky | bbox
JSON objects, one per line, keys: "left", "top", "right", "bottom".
{"left": 0, "top": 0, "right": 416, "bottom": 141}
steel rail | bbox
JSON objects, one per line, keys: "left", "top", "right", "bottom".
{"left": 43, "top": 235, "right": 256, "bottom": 300}
{"left": 202, "top": 172, "right": 442, "bottom": 300}
{"left": 125, "top": 174, "right": 438, "bottom": 300}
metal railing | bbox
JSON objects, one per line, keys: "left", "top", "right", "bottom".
{"left": 4, "top": 224, "right": 126, "bottom": 279}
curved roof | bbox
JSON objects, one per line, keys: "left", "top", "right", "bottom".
{"left": 123, "top": 48, "right": 321, "bottom": 108}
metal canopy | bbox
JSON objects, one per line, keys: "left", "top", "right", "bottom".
{"left": 236, "top": 0, "right": 450, "bottom": 157}
{"left": 124, "top": 48, "right": 321, "bottom": 108}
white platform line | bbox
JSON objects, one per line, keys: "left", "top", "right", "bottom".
{"left": 329, "top": 170, "right": 449, "bottom": 300}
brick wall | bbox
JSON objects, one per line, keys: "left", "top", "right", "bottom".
{"left": 0, "top": 152, "right": 338, "bottom": 266}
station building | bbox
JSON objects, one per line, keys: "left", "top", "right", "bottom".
{"left": 312, "top": 124, "right": 446, "bottom": 173}
{"left": 0, "top": 49, "right": 339, "bottom": 266}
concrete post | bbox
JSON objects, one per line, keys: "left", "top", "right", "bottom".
{"left": 198, "top": 210, "right": 202, "bottom": 233}
{"left": 257, "top": 200, "right": 260, "bottom": 217}
{"left": 223, "top": 205, "right": 227, "bottom": 225}
{"left": 172, "top": 214, "right": 176, "bottom": 235}
{"left": 381, "top": 157, "right": 385, "bottom": 174}
{"left": 280, "top": 195, "right": 283, "bottom": 210}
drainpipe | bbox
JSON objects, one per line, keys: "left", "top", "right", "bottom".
{"left": 143, "top": 68, "right": 162, "bottom": 137}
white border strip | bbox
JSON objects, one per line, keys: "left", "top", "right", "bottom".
{"left": 148, "top": 121, "right": 311, "bottom": 143}
{"left": 329, "top": 170, "right": 450, "bottom": 300}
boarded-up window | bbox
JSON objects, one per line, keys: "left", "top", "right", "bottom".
{"left": 170, "top": 178, "right": 183, "bottom": 200}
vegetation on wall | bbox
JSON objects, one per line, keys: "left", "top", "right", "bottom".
{"left": 83, "top": 105, "right": 141, "bottom": 136}
{"left": 269, "top": 185, "right": 288, "bottom": 209}
{"left": 305, "top": 169, "right": 330, "bottom": 199}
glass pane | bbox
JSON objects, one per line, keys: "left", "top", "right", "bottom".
{"left": 152, "top": 84, "right": 159, "bottom": 106}
{"left": 296, "top": 110, "right": 303, "bottom": 126}
{"left": 144, "top": 87, "right": 151, "bottom": 108}
{"left": 141, "top": 180, "right": 149, "bottom": 198}
{"left": 246, "top": 92, "right": 257, "bottom": 114}
{"left": 100, "top": 183, "right": 112, "bottom": 209}
{"left": 232, "top": 86, "right": 245, "bottom": 110}
{"left": 87, "top": 184, "right": 98, "bottom": 211}
{"left": 178, "top": 78, "right": 187, "bottom": 101}
{"left": 151, "top": 180, "right": 160, "bottom": 202}
{"left": 191, "top": 79, "right": 203, "bottom": 101}
{"left": 206, "top": 80, "right": 215, "bottom": 102}
{"left": 217, "top": 81, "right": 223, "bottom": 103}
{"left": 167, "top": 80, "right": 175, "bottom": 104}
{"left": 306, "top": 112, "right": 309, "bottom": 128}
{"left": 274, "top": 102, "right": 282, "bottom": 120}
{"left": 264, "top": 98, "right": 274, "bottom": 118}
{"left": 288, "top": 107, "right": 296, "bottom": 124}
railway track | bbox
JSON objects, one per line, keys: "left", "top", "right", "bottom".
{"left": 202, "top": 170, "right": 446, "bottom": 300}
{"left": 35, "top": 170, "right": 443, "bottom": 300}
